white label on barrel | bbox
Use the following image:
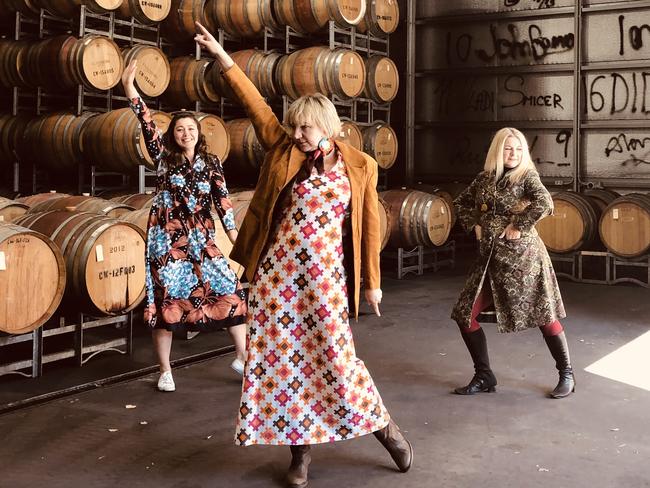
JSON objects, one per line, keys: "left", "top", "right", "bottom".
{"left": 0, "top": 216, "right": 4, "bottom": 222}
{"left": 441, "top": 207, "right": 445, "bottom": 214}
{"left": 613, "top": 208, "right": 619, "bottom": 220}
{"left": 0, "top": 251, "right": 5, "bottom": 270}
{"left": 96, "top": 245, "right": 104, "bottom": 262}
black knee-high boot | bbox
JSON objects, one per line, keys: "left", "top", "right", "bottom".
{"left": 543, "top": 331, "right": 575, "bottom": 399}
{"left": 454, "top": 328, "right": 497, "bottom": 395}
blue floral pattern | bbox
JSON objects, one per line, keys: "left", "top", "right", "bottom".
{"left": 147, "top": 225, "right": 171, "bottom": 259}
{"left": 170, "top": 174, "right": 185, "bottom": 187}
{"left": 159, "top": 261, "right": 199, "bottom": 299}
{"left": 188, "top": 227, "right": 207, "bottom": 261}
{"left": 201, "top": 257, "right": 237, "bottom": 295}
{"left": 130, "top": 96, "right": 247, "bottom": 331}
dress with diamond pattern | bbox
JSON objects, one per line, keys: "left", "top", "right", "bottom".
{"left": 235, "top": 154, "right": 390, "bottom": 446}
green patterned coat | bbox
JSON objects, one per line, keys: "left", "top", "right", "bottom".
{"left": 451, "top": 169, "right": 566, "bottom": 333}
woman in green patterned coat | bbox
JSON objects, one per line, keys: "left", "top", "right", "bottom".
{"left": 451, "top": 127, "right": 575, "bottom": 399}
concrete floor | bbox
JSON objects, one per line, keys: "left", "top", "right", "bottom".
{"left": 1, "top": 267, "right": 650, "bottom": 488}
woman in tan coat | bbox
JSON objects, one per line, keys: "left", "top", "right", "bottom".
{"left": 195, "top": 23, "right": 412, "bottom": 488}
{"left": 451, "top": 128, "right": 575, "bottom": 399}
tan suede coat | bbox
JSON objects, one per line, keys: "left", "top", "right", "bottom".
{"left": 223, "top": 64, "right": 381, "bottom": 318}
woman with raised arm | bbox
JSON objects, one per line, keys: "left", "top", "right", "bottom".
{"left": 451, "top": 127, "right": 575, "bottom": 399}
{"left": 122, "top": 60, "right": 248, "bottom": 392}
{"left": 195, "top": 22, "right": 412, "bottom": 488}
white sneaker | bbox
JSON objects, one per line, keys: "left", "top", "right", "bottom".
{"left": 230, "top": 358, "right": 245, "bottom": 376}
{"left": 157, "top": 370, "right": 176, "bottom": 392}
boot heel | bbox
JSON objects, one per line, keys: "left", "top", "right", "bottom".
{"left": 486, "top": 386, "right": 496, "bottom": 392}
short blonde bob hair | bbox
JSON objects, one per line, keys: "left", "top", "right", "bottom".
{"left": 284, "top": 93, "right": 342, "bottom": 139}
{"left": 484, "top": 127, "right": 537, "bottom": 184}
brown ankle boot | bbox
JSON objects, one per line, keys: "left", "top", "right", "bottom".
{"left": 373, "top": 419, "right": 413, "bottom": 472}
{"left": 287, "top": 445, "right": 311, "bottom": 488}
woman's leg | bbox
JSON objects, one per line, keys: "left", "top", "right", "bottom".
{"left": 152, "top": 328, "right": 173, "bottom": 372}
{"left": 287, "top": 445, "right": 311, "bottom": 488}
{"left": 227, "top": 323, "right": 247, "bottom": 361}
{"left": 454, "top": 284, "right": 497, "bottom": 395}
{"left": 540, "top": 321, "right": 575, "bottom": 398}
{"left": 152, "top": 329, "right": 175, "bottom": 392}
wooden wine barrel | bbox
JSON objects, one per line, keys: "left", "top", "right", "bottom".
{"left": 209, "top": 49, "right": 283, "bottom": 100}
{"left": 14, "top": 211, "right": 146, "bottom": 315}
{"left": 413, "top": 183, "right": 456, "bottom": 226}
{"left": 195, "top": 112, "right": 230, "bottom": 162}
{"left": 377, "top": 196, "right": 390, "bottom": 251}
{"left": 357, "top": 0, "right": 399, "bottom": 37}
{"left": 599, "top": 193, "right": 650, "bottom": 258}
{"left": 166, "top": 56, "right": 219, "bottom": 107}
{"left": 118, "top": 0, "right": 171, "bottom": 24}
{"left": 274, "top": 0, "right": 365, "bottom": 33}
{"left": 66, "top": 35, "right": 124, "bottom": 91}
{"left": 110, "top": 193, "right": 156, "bottom": 209}
{"left": 380, "top": 189, "right": 452, "bottom": 248}
{"left": 225, "top": 118, "right": 265, "bottom": 171}
{"left": 0, "top": 223, "right": 66, "bottom": 334}
{"left": 19, "top": 112, "right": 94, "bottom": 171}
{"left": 83, "top": 108, "right": 172, "bottom": 170}
{"left": 37, "top": 0, "right": 123, "bottom": 17}
{"left": 15, "top": 192, "right": 70, "bottom": 207}
{"left": 0, "top": 197, "right": 29, "bottom": 223}
{"left": 16, "top": 36, "right": 77, "bottom": 89}
{"left": 364, "top": 55, "right": 398, "bottom": 103}
{"left": 6, "top": 0, "right": 41, "bottom": 16}
{"left": 121, "top": 45, "right": 170, "bottom": 97}
{"left": 0, "top": 113, "right": 30, "bottom": 166}
{"left": 120, "top": 207, "right": 151, "bottom": 232}
{"left": 363, "top": 121, "right": 397, "bottom": 169}
{"left": 278, "top": 47, "right": 365, "bottom": 100}
{"left": 536, "top": 191, "right": 605, "bottom": 253}
{"left": 163, "top": 0, "right": 206, "bottom": 40}
{"left": 0, "top": 40, "right": 30, "bottom": 88}
{"left": 337, "top": 119, "right": 363, "bottom": 151}
{"left": 27, "top": 195, "right": 135, "bottom": 218}
{"left": 208, "top": 0, "right": 276, "bottom": 37}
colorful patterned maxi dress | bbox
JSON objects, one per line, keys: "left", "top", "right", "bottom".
{"left": 235, "top": 154, "right": 390, "bottom": 446}
{"left": 130, "top": 98, "right": 247, "bottom": 331}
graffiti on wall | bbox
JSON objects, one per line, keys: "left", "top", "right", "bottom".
{"left": 415, "top": 129, "right": 573, "bottom": 179}
{"left": 416, "top": 74, "right": 572, "bottom": 122}
{"left": 583, "top": 132, "right": 650, "bottom": 178}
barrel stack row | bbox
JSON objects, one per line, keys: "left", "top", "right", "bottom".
{"left": 0, "top": 109, "right": 395, "bottom": 175}
{"left": 0, "top": 192, "right": 149, "bottom": 335}
{"left": 536, "top": 190, "right": 650, "bottom": 259}
{"left": 0, "top": 38, "right": 398, "bottom": 104}
{"left": 5, "top": 0, "right": 398, "bottom": 37}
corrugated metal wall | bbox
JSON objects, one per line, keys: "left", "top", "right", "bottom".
{"left": 409, "top": 0, "right": 650, "bottom": 191}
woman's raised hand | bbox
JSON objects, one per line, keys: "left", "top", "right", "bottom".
{"left": 194, "top": 22, "right": 234, "bottom": 70}
{"left": 121, "top": 59, "right": 139, "bottom": 99}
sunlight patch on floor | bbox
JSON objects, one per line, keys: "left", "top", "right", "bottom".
{"left": 585, "top": 330, "right": 650, "bottom": 392}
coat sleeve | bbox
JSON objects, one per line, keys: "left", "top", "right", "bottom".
{"left": 511, "top": 171, "right": 553, "bottom": 232}
{"left": 210, "top": 158, "right": 237, "bottom": 232}
{"left": 222, "top": 64, "right": 289, "bottom": 151}
{"left": 454, "top": 174, "right": 482, "bottom": 233}
{"left": 362, "top": 157, "right": 381, "bottom": 290}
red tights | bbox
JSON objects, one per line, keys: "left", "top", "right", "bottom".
{"left": 461, "top": 284, "right": 563, "bottom": 337}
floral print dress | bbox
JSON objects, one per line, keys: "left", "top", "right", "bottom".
{"left": 451, "top": 169, "right": 565, "bottom": 333}
{"left": 235, "top": 155, "right": 390, "bottom": 446}
{"left": 131, "top": 98, "right": 247, "bottom": 331}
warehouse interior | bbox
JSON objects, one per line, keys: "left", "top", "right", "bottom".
{"left": 1, "top": 0, "right": 650, "bottom": 487}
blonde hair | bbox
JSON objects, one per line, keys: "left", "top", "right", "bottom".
{"left": 484, "top": 127, "right": 537, "bottom": 184}
{"left": 284, "top": 93, "right": 342, "bottom": 139}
